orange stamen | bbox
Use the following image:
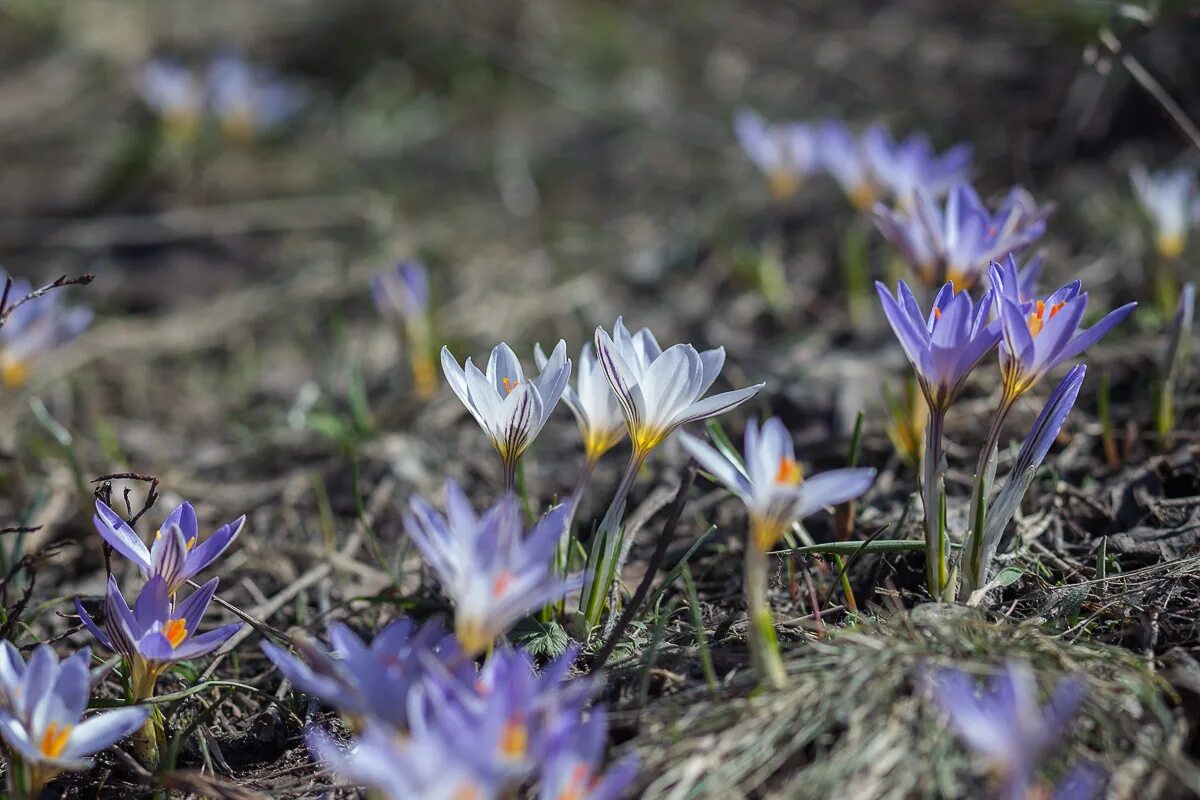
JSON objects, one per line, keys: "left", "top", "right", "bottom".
{"left": 491, "top": 571, "right": 513, "bottom": 597}
{"left": 499, "top": 718, "right": 528, "bottom": 760}
{"left": 502, "top": 377, "right": 520, "bottom": 395}
{"left": 933, "top": 307, "right": 942, "bottom": 320}
{"left": 1026, "top": 299, "right": 1066, "bottom": 337}
{"left": 39, "top": 722, "right": 72, "bottom": 758}
{"left": 775, "top": 457, "right": 803, "bottom": 486}
{"left": 163, "top": 618, "right": 188, "bottom": 649}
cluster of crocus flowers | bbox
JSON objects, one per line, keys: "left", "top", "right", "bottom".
{"left": 877, "top": 259, "right": 1132, "bottom": 601}
{"left": 269, "top": 621, "right": 636, "bottom": 800}
{"left": 580, "top": 318, "right": 764, "bottom": 626}
{"left": 679, "top": 418, "right": 874, "bottom": 687}
{"left": 405, "top": 481, "right": 583, "bottom": 655}
{"left": 134, "top": 52, "right": 305, "bottom": 144}
{"left": 373, "top": 260, "right": 438, "bottom": 398}
{"left": 862, "top": 126, "right": 973, "bottom": 209}
{"left": 0, "top": 267, "right": 92, "bottom": 389}
{"left": 925, "top": 662, "right": 1103, "bottom": 800}
{"left": 0, "top": 643, "right": 148, "bottom": 799}
{"left": 441, "top": 340, "right": 571, "bottom": 492}
{"left": 75, "top": 497, "right": 245, "bottom": 765}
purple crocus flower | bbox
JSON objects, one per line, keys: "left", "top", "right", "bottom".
{"left": 1130, "top": 164, "right": 1196, "bottom": 260}
{"left": 991, "top": 264, "right": 1135, "bottom": 401}
{"left": 133, "top": 58, "right": 204, "bottom": 140}
{"left": 0, "top": 267, "right": 92, "bottom": 388}
{"left": 0, "top": 643, "right": 148, "bottom": 793}
{"left": 261, "top": 617, "right": 468, "bottom": 729}
{"left": 874, "top": 183, "right": 1049, "bottom": 291}
{"left": 925, "top": 661, "right": 1090, "bottom": 800}
{"left": 678, "top": 417, "right": 875, "bottom": 552}
{"left": 734, "top": 109, "right": 821, "bottom": 200}
{"left": 876, "top": 279, "right": 1001, "bottom": 412}
{"left": 404, "top": 483, "right": 584, "bottom": 655}
{"left": 76, "top": 576, "right": 241, "bottom": 698}
{"left": 864, "top": 126, "right": 972, "bottom": 206}
{"left": 92, "top": 499, "right": 244, "bottom": 595}
{"left": 372, "top": 261, "right": 430, "bottom": 322}
{"left": 819, "top": 121, "right": 880, "bottom": 211}
{"left": 539, "top": 708, "right": 637, "bottom": 800}
{"left": 207, "top": 51, "right": 306, "bottom": 141}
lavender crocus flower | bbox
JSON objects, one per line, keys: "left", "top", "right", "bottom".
{"left": 76, "top": 576, "right": 241, "bottom": 699}
{"left": 536, "top": 341, "right": 625, "bottom": 465}
{"left": 820, "top": 121, "right": 881, "bottom": 212}
{"left": 0, "top": 644, "right": 148, "bottom": 796}
{"left": 875, "top": 183, "right": 1049, "bottom": 291}
{"left": 261, "top": 617, "right": 467, "bottom": 729}
{"left": 0, "top": 268, "right": 92, "bottom": 389}
{"left": 374, "top": 261, "right": 437, "bottom": 397}
{"left": 539, "top": 708, "right": 637, "bottom": 800}
{"left": 864, "top": 127, "right": 972, "bottom": 207}
{"left": 207, "top": 51, "right": 306, "bottom": 142}
{"left": 441, "top": 341, "right": 572, "bottom": 491}
{"left": 678, "top": 418, "right": 875, "bottom": 553}
{"left": 1130, "top": 164, "right": 1196, "bottom": 260}
{"left": 925, "top": 661, "right": 1089, "bottom": 800}
{"left": 876, "top": 279, "right": 1001, "bottom": 412}
{"left": 405, "top": 483, "right": 583, "bottom": 655}
{"left": 734, "top": 109, "right": 820, "bottom": 200}
{"left": 134, "top": 58, "right": 204, "bottom": 140}
{"left": 92, "top": 499, "right": 244, "bottom": 595}
{"left": 992, "top": 267, "right": 1135, "bottom": 402}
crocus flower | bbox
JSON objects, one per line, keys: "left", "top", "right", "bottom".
{"left": 1130, "top": 164, "right": 1196, "bottom": 260}
{"left": 207, "top": 51, "right": 306, "bottom": 142}
{"left": 0, "top": 268, "right": 92, "bottom": 389}
{"left": 539, "top": 708, "right": 638, "bottom": 800}
{"left": 876, "top": 279, "right": 1001, "bottom": 412}
{"left": 76, "top": 576, "right": 241, "bottom": 699}
{"left": 536, "top": 341, "right": 625, "bottom": 465}
{"left": 92, "top": 499, "right": 245, "bottom": 595}
{"left": 594, "top": 318, "right": 764, "bottom": 459}
{"left": 404, "top": 483, "right": 583, "bottom": 655}
{"left": 874, "top": 183, "right": 1049, "bottom": 291}
{"left": 261, "top": 617, "right": 468, "bottom": 730}
{"left": 864, "top": 127, "right": 972, "bottom": 206}
{"left": 678, "top": 418, "right": 876, "bottom": 552}
{"left": 820, "top": 121, "right": 880, "bottom": 211}
{"left": 134, "top": 58, "right": 204, "bottom": 140}
{"left": 0, "top": 644, "right": 148, "bottom": 796}
{"left": 925, "top": 661, "right": 1088, "bottom": 800}
{"left": 374, "top": 261, "right": 437, "bottom": 397}
{"left": 992, "top": 266, "right": 1135, "bottom": 402}
{"left": 734, "top": 109, "right": 820, "bottom": 200}
{"left": 441, "top": 341, "right": 571, "bottom": 490}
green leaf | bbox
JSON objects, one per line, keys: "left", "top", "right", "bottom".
{"left": 994, "top": 566, "right": 1024, "bottom": 587}
{"left": 510, "top": 618, "right": 570, "bottom": 658}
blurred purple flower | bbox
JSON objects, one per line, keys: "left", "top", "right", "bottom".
{"left": 261, "top": 617, "right": 467, "bottom": 729}
{"left": 93, "top": 499, "right": 244, "bottom": 595}
{"left": 539, "top": 707, "right": 638, "bottom": 800}
{"left": 134, "top": 58, "right": 204, "bottom": 139}
{"left": 819, "top": 121, "right": 880, "bottom": 211}
{"left": 76, "top": 576, "right": 240, "bottom": 698}
{"left": 0, "top": 267, "right": 92, "bottom": 388}
{"left": 208, "top": 51, "right": 306, "bottom": 141}
{"left": 925, "top": 661, "right": 1090, "bottom": 800}
{"left": 876, "top": 279, "right": 1001, "bottom": 412}
{"left": 0, "top": 643, "right": 147, "bottom": 792}
{"left": 404, "top": 482, "right": 583, "bottom": 655}
{"left": 864, "top": 127, "right": 971, "bottom": 206}
{"left": 1130, "top": 164, "right": 1196, "bottom": 260}
{"left": 874, "top": 183, "right": 1049, "bottom": 291}
{"left": 734, "top": 109, "right": 820, "bottom": 200}
{"left": 372, "top": 261, "right": 430, "bottom": 321}
{"left": 678, "top": 417, "right": 875, "bottom": 551}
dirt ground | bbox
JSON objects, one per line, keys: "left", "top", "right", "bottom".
{"left": 2, "top": 1, "right": 1199, "bottom": 797}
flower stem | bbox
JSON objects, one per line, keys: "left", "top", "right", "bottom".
{"left": 920, "top": 406, "right": 949, "bottom": 599}
{"left": 502, "top": 455, "right": 518, "bottom": 497}
{"left": 745, "top": 538, "right": 786, "bottom": 689}
{"left": 580, "top": 450, "right": 645, "bottom": 629}
{"left": 961, "top": 396, "right": 1016, "bottom": 598}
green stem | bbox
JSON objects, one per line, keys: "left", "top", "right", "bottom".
{"left": 745, "top": 540, "right": 786, "bottom": 689}
{"left": 580, "top": 450, "right": 646, "bottom": 629}
{"left": 920, "top": 406, "right": 948, "bottom": 599}
{"left": 961, "top": 397, "right": 1016, "bottom": 598}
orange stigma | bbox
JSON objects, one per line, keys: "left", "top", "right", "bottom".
{"left": 163, "top": 618, "right": 188, "bottom": 648}
{"left": 933, "top": 307, "right": 942, "bottom": 320}
{"left": 775, "top": 457, "right": 803, "bottom": 486}
{"left": 502, "top": 377, "right": 520, "bottom": 395}
{"left": 499, "top": 718, "right": 528, "bottom": 760}
{"left": 39, "top": 722, "right": 72, "bottom": 758}
{"left": 491, "top": 570, "right": 513, "bottom": 597}
{"left": 1026, "top": 299, "right": 1065, "bottom": 337}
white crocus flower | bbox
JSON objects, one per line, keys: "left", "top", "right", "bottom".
{"left": 1130, "top": 164, "right": 1196, "bottom": 260}
{"left": 535, "top": 342, "right": 625, "bottom": 465}
{"left": 441, "top": 341, "right": 571, "bottom": 491}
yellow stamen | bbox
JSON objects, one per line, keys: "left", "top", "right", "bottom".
{"left": 1026, "top": 299, "right": 1065, "bottom": 337}
{"left": 38, "top": 722, "right": 72, "bottom": 759}
{"left": 946, "top": 269, "right": 971, "bottom": 293}
{"left": 499, "top": 718, "right": 528, "bottom": 760}
{"left": 502, "top": 377, "right": 520, "bottom": 395}
{"left": 1157, "top": 232, "right": 1185, "bottom": 261}
{"left": 1, "top": 357, "right": 28, "bottom": 388}
{"left": 849, "top": 183, "right": 876, "bottom": 212}
{"left": 768, "top": 170, "right": 800, "bottom": 200}
{"left": 163, "top": 618, "right": 188, "bottom": 649}
{"left": 775, "top": 457, "right": 803, "bottom": 486}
